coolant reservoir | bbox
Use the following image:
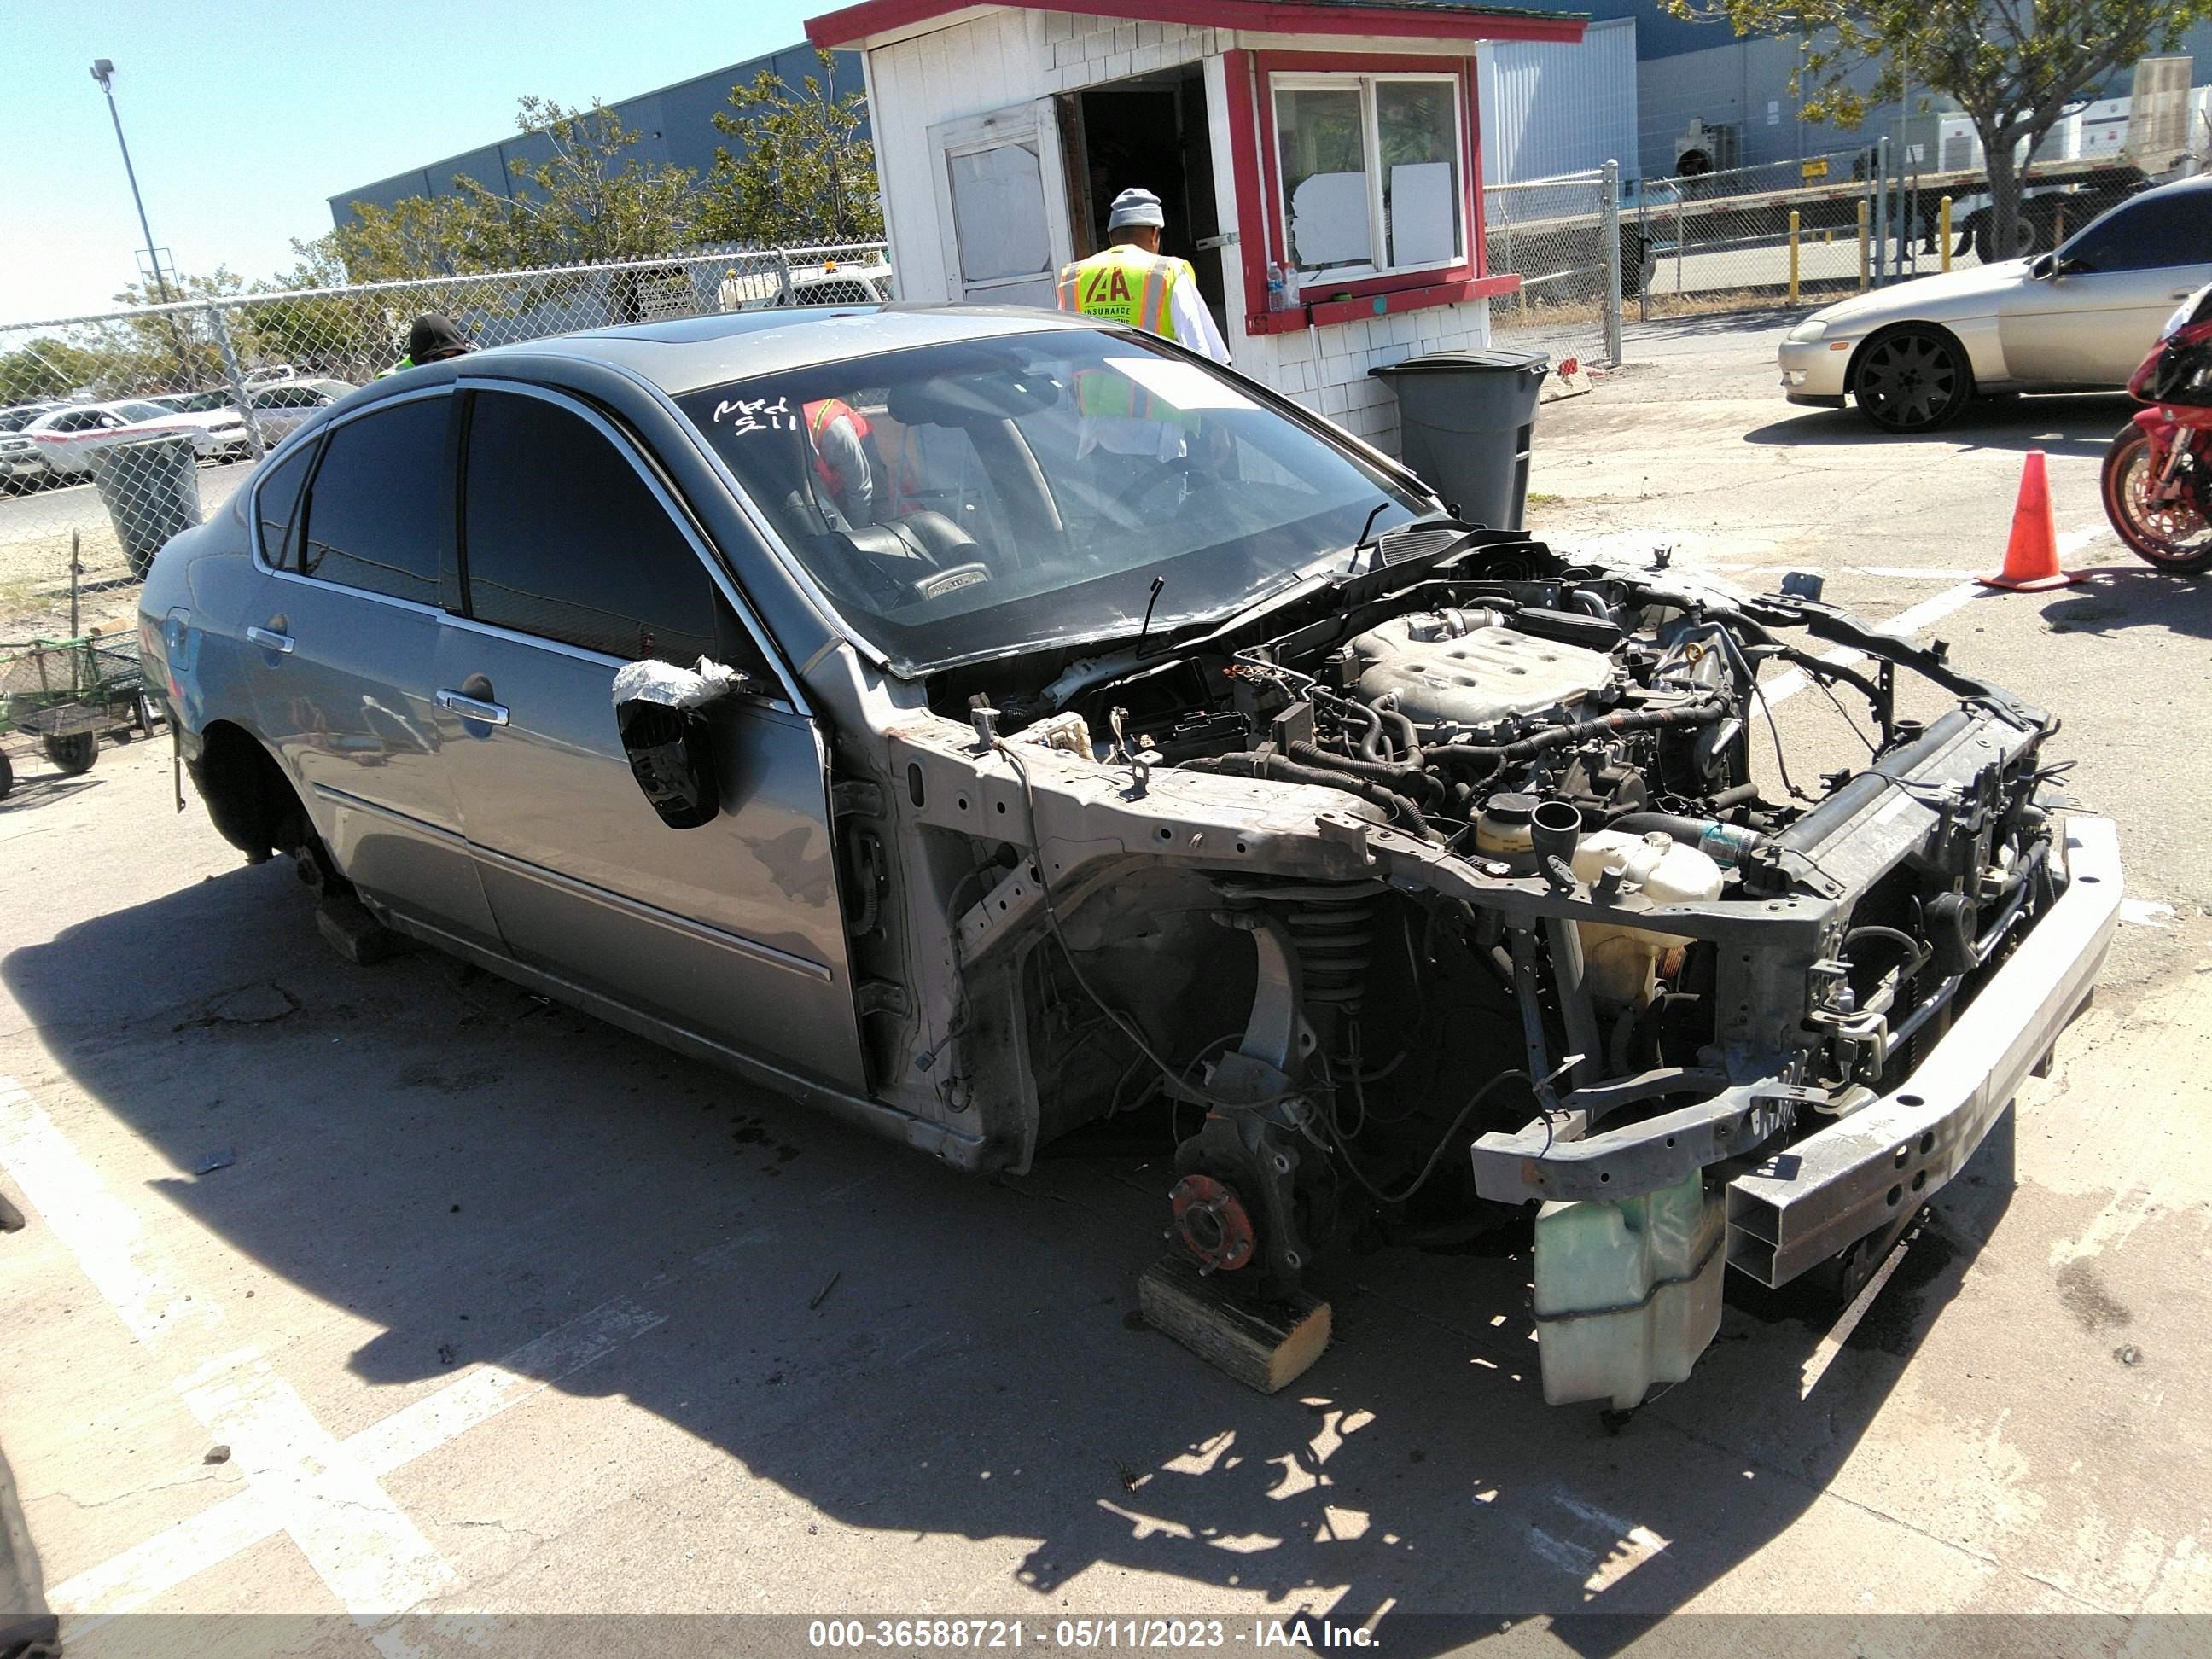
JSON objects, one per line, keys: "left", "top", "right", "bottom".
{"left": 1570, "top": 830, "right": 1724, "bottom": 1006}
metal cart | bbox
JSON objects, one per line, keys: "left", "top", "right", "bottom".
{"left": 0, "top": 631, "right": 160, "bottom": 800}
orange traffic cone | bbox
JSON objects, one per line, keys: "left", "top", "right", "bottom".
{"left": 1977, "top": 449, "right": 2079, "bottom": 591}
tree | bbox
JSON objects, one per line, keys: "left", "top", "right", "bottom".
{"left": 1667, "top": 0, "right": 2212, "bottom": 256}
{"left": 322, "top": 96, "right": 697, "bottom": 284}
{"left": 329, "top": 192, "right": 505, "bottom": 282}
{"left": 466, "top": 96, "right": 700, "bottom": 268}
{"left": 697, "top": 50, "right": 882, "bottom": 247}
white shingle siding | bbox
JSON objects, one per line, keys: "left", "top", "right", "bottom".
{"left": 861, "top": 9, "right": 1493, "bottom": 460}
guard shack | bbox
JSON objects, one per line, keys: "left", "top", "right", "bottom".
{"left": 806, "top": 0, "right": 1586, "bottom": 457}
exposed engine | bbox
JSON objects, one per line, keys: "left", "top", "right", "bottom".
{"left": 868, "top": 532, "right": 2098, "bottom": 1408}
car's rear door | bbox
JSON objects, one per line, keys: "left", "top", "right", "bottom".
{"left": 434, "top": 381, "right": 866, "bottom": 1091}
{"left": 244, "top": 394, "right": 499, "bottom": 946}
{"left": 2000, "top": 190, "right": 2212, "bottom": 383}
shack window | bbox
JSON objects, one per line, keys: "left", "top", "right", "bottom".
{"left": 1272, "top": 73, "right": 1465, "bottom": 281}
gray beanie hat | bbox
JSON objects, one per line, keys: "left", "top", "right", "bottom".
{"left": 1107, "top": 187, "right": 1166, "bottom": 230}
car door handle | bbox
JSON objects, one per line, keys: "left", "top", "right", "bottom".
{"left": 246, "top": 625, "right": 294, "bottom": 654}
{"left": 436, "top": 688, "right": 509, "bottom": 725}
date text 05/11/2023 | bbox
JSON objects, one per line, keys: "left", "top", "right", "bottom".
{"left": 806, "top": 1617, "right": 1380, "bottom": 1650}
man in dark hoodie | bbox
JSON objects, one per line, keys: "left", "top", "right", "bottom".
{"left": 379, "top": 314, "right": 474, "bottom": 376}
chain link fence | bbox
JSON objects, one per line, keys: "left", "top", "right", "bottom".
{"left": 1621, "top": 146, "right": 2141, "bottom": 321}
{"left": 0, "top": 243, "right": 892, "bottom": 643}
{"left": 1484, "top": 162, "right": 1625, "bottom": 377}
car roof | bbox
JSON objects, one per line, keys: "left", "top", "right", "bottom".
{"left": 462, "top": 305, "right": 1108, "bottom": 398}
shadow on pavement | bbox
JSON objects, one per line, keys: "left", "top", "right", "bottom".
{"left": 3, "top": 865, "right": 2019, "bottom": 1648}
{"left": 1744, "top": 393, "right": 2131, "bottom": 459}
{"left": 2036, "top": 566, "right": 2212, "bottom": 642}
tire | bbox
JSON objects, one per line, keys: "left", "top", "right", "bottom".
{"left": 42, "top": 731, "right": 98, "bottom": 775}
{"left": 1851, "top": 325, "right": 1976, "bottom": 432}
{"left": 1971, "top": 213, "right": 2036, "bottom": 264}
{"left": 2101, "top": 422, "right": 2212, "bottom": 573}
{"left": 0, "top": 750, "right": 13, "bottom": 801}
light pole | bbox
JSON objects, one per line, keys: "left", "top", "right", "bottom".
{"left": 90, "top": 58, "right": 175, "bottom": 306}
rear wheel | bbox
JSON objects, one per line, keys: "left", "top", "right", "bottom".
{"left": 42, "top": 731, "right": 97, "bottom": 775}
{"left": 2102, "top": 422, "right": 2212, "bottom": 572}
{"left": 1971, "top": 213, "right": 2038, "bottom": 264}
{"left": 1852, "top": 325, "right": 1975, "bottom": 432}
{"left": 0, "top": 750, "right": 13, "bottom": 800}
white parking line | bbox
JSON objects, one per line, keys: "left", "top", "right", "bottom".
{"left": 51, "top": 1294, "right": 664, "bottom": 1621}
{"left": 0, "top": 1078, "right": 458, "bottom": 1618}
{"left": 1761, "top": 526, "right": 2104, "bottom": 711}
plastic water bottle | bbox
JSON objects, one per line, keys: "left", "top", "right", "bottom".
{"left": 1266, "top": 262, "right": 1288, "bottom": 312}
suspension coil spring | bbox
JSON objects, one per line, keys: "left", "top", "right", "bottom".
{"left": 1253, "top": 881, "right": 1385, "bottom": 1012}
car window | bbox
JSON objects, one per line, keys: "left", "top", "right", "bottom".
{"left": 2061, "top": 190, "right": 2212, "bottom": 273}
{"left": 461, "top": 391, "right": 737, "bottom": 668}
{"left": 254, "top": 442, "right": 317, "bottom": 569}
{"left": 294, "top": 398, "right": 446, "bottom": 604}
{"left": 114, "top": 401, "right": 169, "bottom": 422}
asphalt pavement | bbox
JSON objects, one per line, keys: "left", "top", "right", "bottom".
{"left": 3, "top": 315, "right": 2209, "bottom": 1656}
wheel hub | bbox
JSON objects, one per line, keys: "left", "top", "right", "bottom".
{"left": 1169, "top": 1173, "right": 1257, "bottom": 1272}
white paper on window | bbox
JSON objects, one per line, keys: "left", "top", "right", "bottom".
{"left": 1289, "top": 172, "right": 1373, "bottom": 268}
{"left": 1388, "top": 161, "right": 1456, "bottom": 268}
{"left": 1105, "top": 358, "right": 1259, "bottom": 410}
{"left": 948, "top": 143, "right": 1049, "bottom": 282}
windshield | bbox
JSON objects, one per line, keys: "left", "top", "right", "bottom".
{"left": 114, "top": 401, "right": 169, "bottom": 422}
{"left": 674, "top": 329, "right": 1430, "bottom": 674}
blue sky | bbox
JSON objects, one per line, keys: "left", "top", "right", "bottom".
{"left": 2, "top": 0, "right": 825, "bottom": 323}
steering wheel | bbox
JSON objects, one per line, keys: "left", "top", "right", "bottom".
{"left": 1111, "top": 454, "right": 1206, "bottom": 519}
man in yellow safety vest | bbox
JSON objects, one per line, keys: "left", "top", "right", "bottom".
{"left": 1056, "top": 188, "right": 1230, "bottom": 366}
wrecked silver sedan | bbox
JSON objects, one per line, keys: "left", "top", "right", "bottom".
{"left": 140, "top": 308, "right": 2121, "bottom": 1409}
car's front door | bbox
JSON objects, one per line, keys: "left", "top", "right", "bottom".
{"left": 2000, "top": 190, "right": 2212, "bottom": 384}
{"left": 243, "top": 396, "right": 500, "bottom": 946}
{"left": 434, "top": 383, "right": 865, "bottom": 1091}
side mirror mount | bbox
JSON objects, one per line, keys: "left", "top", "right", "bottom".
{"left": 611, "top": 657, "right": 751, "bottom": 830}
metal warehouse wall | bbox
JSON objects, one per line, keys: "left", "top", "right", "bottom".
{"left": 1634, "top": 19, "right": 2212, "bottom": 183}
{"left": 1479, "top": 17, "right": 1639, "bottom": 183}
{"left": 327, "top": 44, "right": 867, "bottom": 225}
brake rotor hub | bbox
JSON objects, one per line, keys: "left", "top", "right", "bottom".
{"left": 1169, "top": 1173, "right": 1257, "bottom": 1272}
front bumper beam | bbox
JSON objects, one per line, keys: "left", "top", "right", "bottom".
{"left": 1727, "top": 814, "right": 2120, "bottom": 1286}
{"left": 1470, "top": 814, "right": 2121, "bottom": 1288}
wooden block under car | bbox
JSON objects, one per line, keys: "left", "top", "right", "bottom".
{"left": 1138, "top": 1253, "right": 1332, "bottom": 1394}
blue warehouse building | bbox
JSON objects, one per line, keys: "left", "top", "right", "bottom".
{"left": 328, "top": 44, "right": 867, "bottom": 227}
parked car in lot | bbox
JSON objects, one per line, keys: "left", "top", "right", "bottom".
{"left": 24, "top": 398, "right": 246, "bottom": 476}
{"left": 0, "top": 401, "right": 64, "bottom": 486}
{"left": 246, "top": 377, "right": 356, "bottom": 444}
{"left": 141, "top": 306, "right": 2119, "bottom": 1409}
{"left": 718, "top": 258, "right": 897, "bottom": 312}
{"left": 1780, "top": 174, "right": 2212, "bottom": 430}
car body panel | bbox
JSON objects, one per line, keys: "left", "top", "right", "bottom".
{"left": 241, "top": 395, "right": 501, "bottom": 947}
{"left": 434, "top": 613, "right": 865, "bottom": 1088}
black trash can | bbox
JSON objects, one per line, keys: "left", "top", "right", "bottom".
{"left": 1369, "top": 348, "right": 1548, "bottom": 531}
{"left": 89, "top": 434, "right": 203, "bottom": 579}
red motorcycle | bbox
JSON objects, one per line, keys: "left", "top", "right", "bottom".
{"left": 2102, "top": 281, "right": 2212, "bottom": 572}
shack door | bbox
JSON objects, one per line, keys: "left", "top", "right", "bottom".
{"left": 928, "top": 100, "right": 1073, "bottom": 307}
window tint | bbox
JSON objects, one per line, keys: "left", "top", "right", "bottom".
{"left": 2064, "top": 190, "right": 2212, "bottom": 272}
{"left": 296, "top": 397, "right": 446, "bottom": 604}
{"left": 462, "top": 392, "right": 725, "bottom": 665}
{"left": 254, "top": 442, "right": 316, "bottom": 569}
